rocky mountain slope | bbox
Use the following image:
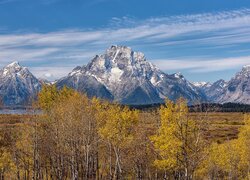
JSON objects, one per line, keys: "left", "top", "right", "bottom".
{"left": 217, "top": 65, "right": 250, "bottom": 104}
{"left": 193, "top": 80, "right": 226, "bottom": 102}
{"left": 204, "top": 79, "right": 227, "bottom": 102}
{"left": 57, "top": 46, "right": 203, "bottom": 105}
{"left": 193, "top": 65, "right": 250, "bottom": 104}
{"left": 0, "top": 61, "right": 41, "bottom": 107}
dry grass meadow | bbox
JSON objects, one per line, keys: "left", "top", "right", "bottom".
{"left": 0, "top": 112, "right": 246, "bottom": 143}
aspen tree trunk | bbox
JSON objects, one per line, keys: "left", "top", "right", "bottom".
{"left": 96, "top": 149, "right": 99, "bottom": 180}
{"left": 33, "top": 118, "right": 38, "bottom": 180}
{"left": 113, "top": 147, "right": 122, "bottom": 179}
{"left": 0, "top": 170, "right": 4, "bottom": 180}
{"left": 85, "top": 145, "right": 89, "bottom": 179}
{"left": 109, "top": 142, "right": 113, "bottom": 179}
{"left": 16, "top": 165, "right": 20, "bottom": 180}
{"left": 45, "top": 166, "right": 49, "bottom": 180}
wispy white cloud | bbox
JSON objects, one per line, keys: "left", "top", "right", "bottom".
{"left": 153, "top": 56, "right": 250, "bottom": 73}
{"left": 1, "top": 8, "right": 250, "bottom": 48}
{"left": 0, "top": 48, "right": 59, "bottom": 65}
{"left": 30, "top": 66, "right": 74, "bottom": 81}
{"left": 1, "top": 8, "right": 250, "bottom": 80}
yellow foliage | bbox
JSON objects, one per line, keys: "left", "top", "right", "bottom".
{"left": 151, "top": 98, "right": 203, "bottom": 174}
{"left": 239, "top": 115, "right": 250, "bottom": 147}
{"left": 201, "top": 115, "right": 250, "bottom": 179}
{"left": 0, "top": 149, "right": 15, "bottom": 173}
{"left": 38, "top": 85, "right": 58, "bottom": 111}
{"left": 97, "top": 104, "right": 139, "bottom": 148}
{"left": 38, "top": 85, "right": 75, "bottom": 112}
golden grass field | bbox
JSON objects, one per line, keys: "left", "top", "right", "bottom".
{"left": 191, "top": 112, "right": 246, "bottom": 143}
{"left": 0, "top": 112, "right": 246, "bottom": 143}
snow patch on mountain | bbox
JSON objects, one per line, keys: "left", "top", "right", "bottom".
{"left": 192, "top": 82, "right": 211, "bottom": 88}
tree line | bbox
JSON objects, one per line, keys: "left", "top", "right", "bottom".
{"left": 0, "top": 85, "right": 249, "bottom": 179}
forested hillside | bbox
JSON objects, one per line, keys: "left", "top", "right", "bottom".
{"left": 0, "top": 86, "right": 249, "bottom": 179}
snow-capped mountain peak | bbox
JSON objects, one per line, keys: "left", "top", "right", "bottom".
{"left": 103, "top": 45, "right": 147, "bottom": 67}
{"left": 57, "top": 45, "right": 203, "bottom": 105}
{"left": 6, "top": 61, "right": 20, "bottom": 68}
{"left": 2, "top": 61, "right": 33, "bottom": 78}
{"left": 3, "top": 61, "right": 23, "bottom": 73}
{"left": 238, "top": 64, "right": 250, "bottom": 77}
{"left": 0, "top": 61, "right": 42, "bottom": 106}
{"left": 242, "top": 64, "right": 250, "bottom": 69}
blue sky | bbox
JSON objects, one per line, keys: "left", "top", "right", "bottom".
{"left": 1, "top": 0, "right": 250, "bottom": 82}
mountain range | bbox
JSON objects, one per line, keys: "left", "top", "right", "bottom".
{"left": 0, "top": 45, "right": 249, "bottom": 107}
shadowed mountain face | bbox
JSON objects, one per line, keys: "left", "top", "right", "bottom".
{"left": 56, "top": 45, "right": 203, "bottom": 105}
{"left": 0, "top": 61, "right": 41, "bottom": 107}
{"left": 56, "top": 73, "right": 114, "bottom": 101}
{"left": 198, "top": 80, "right": 226, "bottom": 102}
{"left": 217, "top": 65, "right": 250, "bottom": 104}
{"left": 193, "top": 65, "right": 250, "bottom": 104}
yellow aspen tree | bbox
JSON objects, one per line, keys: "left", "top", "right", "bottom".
{"left": 236, "top": 114, "right": 250, "bottom": 178}
{"left": 0, "top": 131, "right": 16, "bottom": 179}
{"left": 151, "top": 100, "right": 181, "bottom": 172}
{"left": 38, "top": 85, "right": 59, "bottom": 112}
{"left": 204, "top": 140, "right": 248, "bottom": 179}
{"left": 0, "top": 150, "right": 15, "bottom": 179}
{"left": 128, "top": 111, "right": 159, "bottom": 179}
{"left": 151, "top": 98, "right": 207, "bottom": 179}
{"left": 38, "top": 90, "right": 101, "bottom": 179}
{"left": 97, "top": 104, "right": 139, "bottom": 179}
{"left": 203, "top": 115, "right": 250, "bottom": 179}
{"left": 14, "top": 125, "right": 34, "bottom": 179}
